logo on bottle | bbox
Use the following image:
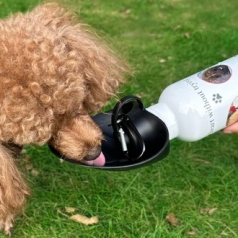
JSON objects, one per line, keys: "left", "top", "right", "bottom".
{"left": 212, "top": 93, "right": 222, "bottom": 103}
{"left": 198, "top": 65, "right": 231, "bottom": 84}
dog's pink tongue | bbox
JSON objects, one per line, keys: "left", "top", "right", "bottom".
{"left": 85, "top": 152, "right": 105, "bottom": 166}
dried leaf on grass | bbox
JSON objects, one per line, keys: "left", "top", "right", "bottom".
{"left": 20, "top": 149, "right": 27, "bottom": 154}
{"left": 208, "top": 208, "right": 217, "bottom": 215}
{"left": 121, "top": 9, "right": 131, "bottom": 15}
{"left": 200, "top": 207, "right": 217, "bottom": 215}
{"left": 25, "top": 164, "right": 33, "bottom": 171}
{"left": 159, "top": 58, "right": 166, "bottom": 63}
{"left": 31, "top": 169, "right": 39, "bottom": 176}
{"left": 65, "top": 207, "right": 76, "bottom": 213}
{"left": 58, "top": 208, "right": 99, "bottom": 226}
{"left": 187, "top": 230, "right": 198, "bottom": 236}
{"left": 25, "top": 163, "right": 39, "bottom": 176}
{"left": 191, "top": 158, "right": 211, "bottom": 165}
{"left": 187, "top": 230, "right": 197, "bottom": 236}
{"left": 200, "top": 208, "right": 209, "bottom": 215}
{"left": 184, "top": 32, "right": 190, "bottom": 39}
{"left": 69, "top": 214, "right": 99, "bottom": 226}
{"left": 165, "top": 213, "right": 179, "bottom": 227}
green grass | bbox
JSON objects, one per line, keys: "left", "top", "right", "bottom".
{"left": 1, "top": 0, "right": 238, "bottom": 237}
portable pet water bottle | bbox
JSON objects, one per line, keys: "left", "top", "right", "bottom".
{"left": 147, "top": 55, "right": 238, "bottom": 141}
{"left": 50, "top": 55, "right": 238, "bottom": 170}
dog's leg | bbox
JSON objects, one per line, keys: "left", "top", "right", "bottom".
{"left": 0, "top": 144, "right": 29, "bottom": 236}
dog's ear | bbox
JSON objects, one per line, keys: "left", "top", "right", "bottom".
{"left": 47, "top": 8, "right": 129, "bottom": 112}
{"left": 29, "top": 2, "right": 129, "bottom": 113}
{"left": 81, "top": 40, "right": 129, "bottom": 113}
{"left": 65, "top": 28, "right": 129, "bottom": 112}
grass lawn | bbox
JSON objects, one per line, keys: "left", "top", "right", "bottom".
{"left": 1, "top": 0, "right": 238, "bottom": 237}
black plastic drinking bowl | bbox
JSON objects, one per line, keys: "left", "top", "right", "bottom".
{"left": 49, "top": 96, "right": 170, "bottom": 171}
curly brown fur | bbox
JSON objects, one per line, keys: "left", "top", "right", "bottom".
{"left": 0, "top": 144, "right": 29, "bottom": 236}
{"left": 0, "top": 2, "right": 127, "bottom": 234}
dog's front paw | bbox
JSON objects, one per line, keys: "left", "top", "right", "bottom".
{"left": 0, "top": 215, "right": 14, "bottom": 236}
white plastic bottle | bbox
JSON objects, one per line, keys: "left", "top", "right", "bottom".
{"left": 147, "top": 55, "right": 238, "bottom": 141}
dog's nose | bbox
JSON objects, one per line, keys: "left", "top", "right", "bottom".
{"left": 84, "top": 147, "right": 101, "bottom": 161}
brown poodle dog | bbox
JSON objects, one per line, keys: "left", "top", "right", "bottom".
{"left": 0, "top": 2, "right": 126, "bottom": 235}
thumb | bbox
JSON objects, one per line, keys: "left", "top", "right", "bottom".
{"left": 223, "top": 122, "right": 238, "bottom": 133}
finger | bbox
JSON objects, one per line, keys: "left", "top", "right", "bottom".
{"left": 223, "top": 122, "right": 238, "bottom": 133}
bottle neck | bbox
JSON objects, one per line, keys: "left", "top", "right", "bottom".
{"left": 146, "top": 103, "right": 178, "bottom": 140}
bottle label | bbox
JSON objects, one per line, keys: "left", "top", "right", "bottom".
{"left": 197, "top": 63, "right": 238, "bottom": 127}
{"left": 185, "top": 77, "right": 215, "bottom": 133}
{"left": 184, "top": 55, "right": 238, "bottom": 134}
{"left": 157, "top": 55, "right": 238, "bottom": 141}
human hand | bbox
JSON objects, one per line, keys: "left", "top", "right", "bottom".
{"left": 223, "top": 122, "right": 238, "bottom": 133}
